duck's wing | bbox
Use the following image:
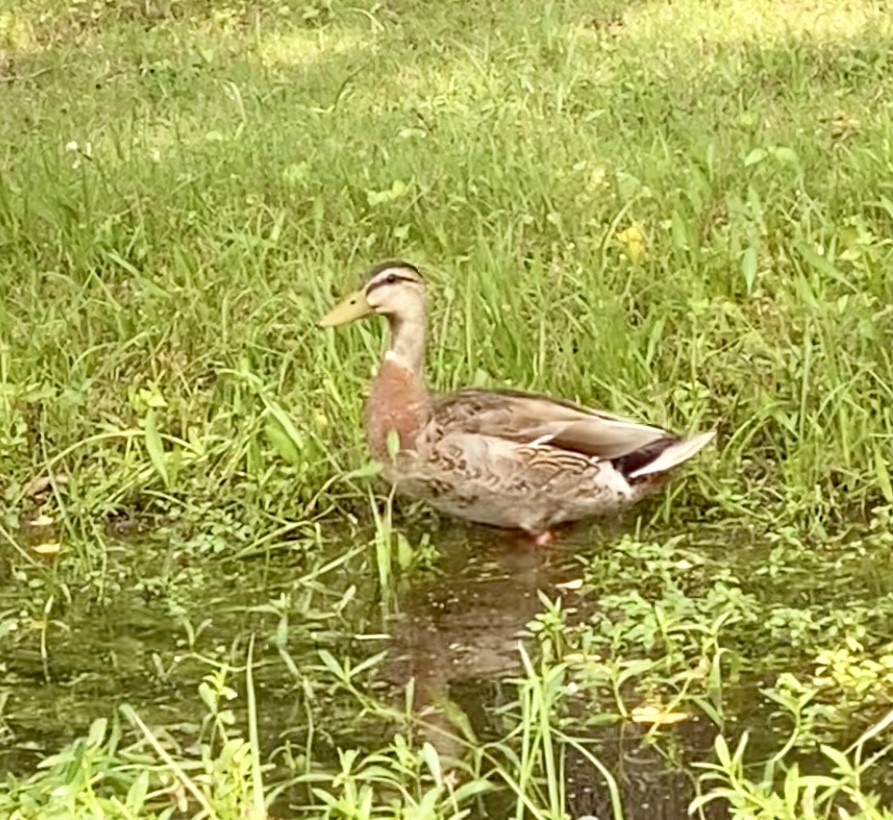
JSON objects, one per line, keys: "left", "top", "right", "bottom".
{"left": 430, "top": 388, "right": 671, "bottom": 460}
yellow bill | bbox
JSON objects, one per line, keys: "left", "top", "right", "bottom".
{"left": 319, "top": 290, "right": 373, "bottom": 327}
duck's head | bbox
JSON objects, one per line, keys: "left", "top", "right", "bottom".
{"left": 319, "top": 260, "right": 426, "bottom": 327}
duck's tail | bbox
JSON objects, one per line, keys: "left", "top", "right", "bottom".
{"left": 626, "top": 431, "right": 716, "bottom": 480}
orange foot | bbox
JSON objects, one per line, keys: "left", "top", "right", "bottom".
{"left": 532, "top": 531, "right": 557, "bottom": 548}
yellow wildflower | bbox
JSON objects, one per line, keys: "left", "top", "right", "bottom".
{"left": 617, "top": 223, "right": 647, "bottom": 263}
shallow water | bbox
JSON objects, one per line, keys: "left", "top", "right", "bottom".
{"left": 4, "top": 517, "right": 893, "bottom": 817}
{"left": 382, "top": 525, "right": 731, "bottom": 819}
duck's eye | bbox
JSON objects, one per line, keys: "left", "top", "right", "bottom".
{"left": 385, "top": 274, "right": 397, "bottom": 284}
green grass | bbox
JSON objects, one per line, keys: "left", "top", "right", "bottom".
{"left": 3, "top": 0, "right": 893, "bottom": 817}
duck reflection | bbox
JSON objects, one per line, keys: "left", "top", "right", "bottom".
{"left": 384, "top": 524, "right": 724, "bottom": 820}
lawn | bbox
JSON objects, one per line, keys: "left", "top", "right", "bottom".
{"left": 2, "top": 0, "right": 893, "bottom": 817}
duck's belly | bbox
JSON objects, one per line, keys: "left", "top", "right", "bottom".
{"left": 386, "top": 449, "right": 638, "bottom": 533}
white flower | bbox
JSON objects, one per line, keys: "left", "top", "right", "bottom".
{"left": 65, "top": 140, "right": 79, "bottom": 152}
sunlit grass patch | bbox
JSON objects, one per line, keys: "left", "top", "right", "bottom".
{"left": 619, "top": 0, "right": 893, "bottom": 46}
{"left": 0, "top": 10, "right": 36, "bottom": 53}
{"left": 253, "top": 25, "right": 368, "bottom": 68}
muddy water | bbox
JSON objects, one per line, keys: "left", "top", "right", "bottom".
{"left": 0, "top": 520, "right": 786, "bottom": 818}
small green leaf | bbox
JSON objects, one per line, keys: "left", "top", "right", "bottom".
{"left": 351, "top": 649, "right": 388, "bottom": 678}
{"left": 198, "top": 681, "right": 217, "bottom": 711}
{"left": 396, "top": 533, "right": 413, "bottom": 569}
{"left": 744, "top": 148, "right": 767, "bottom": 167}
{"left": 265, "top": 421, "right": 301, "bottom": 466}
{"left": 310, "top": 788, "right": 339, "bottom": 808}
{"left": 772, "top": 146, "right": 799, "bottom": 165}
{"left": 144, "top": 410, "right": 169, "bottom": 488}
{"left": 452, "top": 778, "right": 494, "bottom": 802}
{"left": 87, "top": 718, "right": 108, "bottom": 747}
{"left": 317, "top": 649, "right": 346, "bottom": 681}
{"left": 874, "top": 448, "right": 893, "bottom": 503}
{"left": 616, "top": 170, "right": 643, "bottom": 201}
{"left": 704, "top": 141, "right": 716, "bottom": 179}
{"left": 126, "top": 770, "right": 150, "bottom": 809}
{"left": 670, "top": 209, "right": 688, "bottom": 251}
{"left": 783, "top": 762, "right": 800, "bottom": 810}
{"left": 819, "top": 744, "right": 853, "bottom": 775}
{"left": 796, "top": 241, "right": 851, "bottom": 290}
{"left": 795, "top": 275, "right": 819, "bottom": 310}
{"left": 741, "top": 246, "right": 758, "bottom": 294}
{"left": 386, "top": 429, "right": 400, "bottom": 459}
{"left": 263, "top": 399, "right": 303, "bottom": 455}
{"left": 714, "top": 733, "right": 732, "bottom": 768}
{"left": 345, "top": 461, "right": 383, "bottom": 479}
{"left": 420, "top": 742, "right": 443, "bottom": 786}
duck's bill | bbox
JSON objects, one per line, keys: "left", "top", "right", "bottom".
{"left": 319, "top": 290, "right": 373, "bottom": 327}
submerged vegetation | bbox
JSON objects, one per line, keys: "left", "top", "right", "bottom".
{"left": 1, "top": 0, "right": 893, "bottom": 816}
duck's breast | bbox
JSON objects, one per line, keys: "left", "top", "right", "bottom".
{"left": 365, "top": 358, "right": 429, "bottom": 461}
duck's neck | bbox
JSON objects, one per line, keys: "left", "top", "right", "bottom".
{"left": 365, "top": 314, "right": 430, "bottom": 460}
{"left": 388, "top": 314, "right": 426, "bottom": 374}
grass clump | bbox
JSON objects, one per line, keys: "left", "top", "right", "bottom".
{"left": 1, "top": 0, "right": 892, "bottom": 537}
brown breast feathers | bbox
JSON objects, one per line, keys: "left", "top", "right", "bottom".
{"left": 365, "top": 357, "right": 429, "bottom": 461}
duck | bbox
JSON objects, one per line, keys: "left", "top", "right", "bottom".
{"left": 320, "top": 260, "right": 714, "bottom": 544}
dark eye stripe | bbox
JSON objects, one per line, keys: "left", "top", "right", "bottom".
{"left": 365, "top": 273, "right": 415, "bottom": 294}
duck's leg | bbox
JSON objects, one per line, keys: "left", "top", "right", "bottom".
{"left": 530, "top": 530, "right": 558, "bottom": 547}
{"left": 499, "top": 528, "right": 557, "bottom": 550}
